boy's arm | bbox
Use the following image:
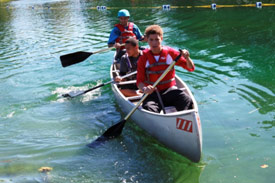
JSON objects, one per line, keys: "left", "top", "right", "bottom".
{"left": 171, "top": 48, "right": 195, "bottom": 72}
{"left": 136, "top": 54, "right": 146, "bottom": 90}
{"left": 108, "top": 27, "right": 120, "bottom": 47}
{"left": 133, "top": 24, "right": 144, "bottom": 41}
{"left": 119, "top": 56, "right": 128, "bottom": 76}
{"left": 180, "top": 49, "right": 195, "bottom": 71}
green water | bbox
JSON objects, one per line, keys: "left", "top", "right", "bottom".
{"left": 0, "top": 0, "right": 274, "bottom": 182}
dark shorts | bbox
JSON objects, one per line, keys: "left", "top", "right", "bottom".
{"left": 142, "top": 87, "right": 193, "bottom": 113}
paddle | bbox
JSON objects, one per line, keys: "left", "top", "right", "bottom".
{"left": 62, "top": 71, "right": 137, "bottom": 98}
{"left": 87, "top": 50, "right": 183, "bottom": 148}
{"left": 156, "top": 89, "right": 166, "bottom": 114}
{"left": 60, "top": 45, "right": 124, "bottom": 67}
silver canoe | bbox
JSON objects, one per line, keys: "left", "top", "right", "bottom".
{"left": 110, "top": 62, "right": 202, "bottom": 163}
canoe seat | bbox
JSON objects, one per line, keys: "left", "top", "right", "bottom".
{"left": 161, "top": 106, "right": 177, "bottom": 114}
{"left": 179, "top": 88, "right": 187, "bottom": 91}
{"left": 127, "top": 95, "right": 142, "bottom": 101}
{"left": 117, "top": 80, "right": 137, "bottom": 85}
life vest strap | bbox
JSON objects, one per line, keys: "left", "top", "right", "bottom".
{"left": 145, "top": 78, "right": 175, "bottom": 85}
{"left": 147, "top": 62, "right": 168, "bottom": 68}
{"left": 146, "top": 70, "right": 166, "bottom": 74}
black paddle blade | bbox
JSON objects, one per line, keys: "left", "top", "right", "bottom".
{"left": 60, "top": 51, "right": 93, "bottom": 67}
{"left": 102, "top": 120, "right": 126, "bottom": 138}
{"left": 87, "top": 120, "right": 126, "bottom": 148}
{"left": 86, "top": 136, "right": 109, "bottom": 148}
{"left": 62, "top": 93, "right": 72, "bottom": 98}
{"left": 62, "top": 90, "right": 85, "bottom": 98}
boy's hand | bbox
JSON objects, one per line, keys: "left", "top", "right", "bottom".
{"left": 115, "top": 76, "right": 122, "bottom": 82}
{"left": 180, "top": 49, "right": 190, "bottom": 59}
{"left": 142, "top": 85, "right": 155, "bottom": 94}
{"left": 114, "top": 43, "right": 122, "bottom": 49}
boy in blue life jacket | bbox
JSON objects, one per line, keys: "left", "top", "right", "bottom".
{"left": 108, "top": 9, "right": 144, "bottom": 60}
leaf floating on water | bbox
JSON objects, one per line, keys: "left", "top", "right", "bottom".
{"left": 260, "top": 164, "right": 268, "bottom": 168}
{"left": 38, "top": 167, "right": 53, "bottom": 172}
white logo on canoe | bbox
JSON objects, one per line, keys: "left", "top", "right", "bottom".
{"left": 176, "top": 118, "right": 193, "bottom": 133}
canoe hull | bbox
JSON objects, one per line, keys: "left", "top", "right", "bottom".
{"left": 110, "top": 65, "right": 202, "bottom": 162}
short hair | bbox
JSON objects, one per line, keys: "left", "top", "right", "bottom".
{"left": 145, "top": 25, "right": 163, "bottom": 38}
{"left": 125, "top": 37, "right": 139, "bottom": 47}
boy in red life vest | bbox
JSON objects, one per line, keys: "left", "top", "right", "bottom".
{"left": 108, "top": 9, "right": 144, "bottom": 59}
{"left": 136, "top": 25, "right": 195, "bottom": 113}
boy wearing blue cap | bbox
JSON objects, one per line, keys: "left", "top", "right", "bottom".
{"left": 108, "top": 9, "right": 144, "bottom": 58}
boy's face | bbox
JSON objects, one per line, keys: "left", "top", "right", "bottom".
{"left": 125, "top": 44, "right": 138, "bottom": 57}
{"left": 147, "top": 34, "right": 163, "bottom": 53}
{"left": 119, "top": 16, "right": 129, "bottom": 26}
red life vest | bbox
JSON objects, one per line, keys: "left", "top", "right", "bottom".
{"left": 115, "top": 22, "right": 136, "bottom": 45}
{"left": 143, "top": 47, "right": 176, "bottom": 91}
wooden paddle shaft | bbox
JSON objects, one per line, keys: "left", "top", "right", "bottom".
{"left": 93, "top": 44, "right": 125, "bottom": 54}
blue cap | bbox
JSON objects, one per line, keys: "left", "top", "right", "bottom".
{"left": 118, "top": 9, "right": 130, "bottom": 17}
